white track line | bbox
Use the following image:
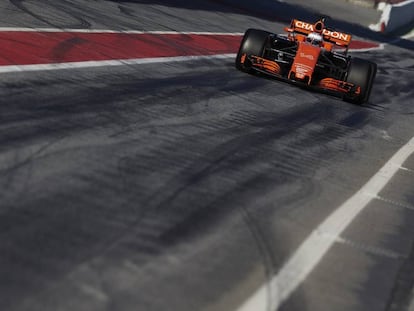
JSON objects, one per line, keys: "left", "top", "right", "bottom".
{"left": 402, "top": 28, "right": 414, "bottom": 39}
{"left": 349, "top": 43, "right": 385, "bottom": 52}
{"left": 237, "top": 136, "right": 414, "bottom": 311}
{"left": 0, "top": 27, "right": 244, "bottom": 35}
{"left": 0, "top": 54, "right": 236, "bottom": 74}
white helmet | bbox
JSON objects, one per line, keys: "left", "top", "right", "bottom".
{"left": 307, "top": 32, "right": 323, "bottom": 46}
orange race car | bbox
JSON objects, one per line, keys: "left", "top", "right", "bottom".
{"left": 236, "top": 17, "right": 377, "bottom": 104}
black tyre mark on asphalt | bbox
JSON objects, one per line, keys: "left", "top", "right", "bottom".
{"left": 0, "top": 135, "right": 67, "bottom": 209}
{"left": 118, "top": 4, "right": 136, "bottom": 17}
{"left": 9, "top": 0, "right": 91, "bottom": 29}
{"left": 51, "top": 37, "right": 88, "bottom": 62}
{"left": 385, "top": 235, "right": 414, "bottom": 311}
{"left": 110, "top": 97, "right": 365, "bottom": 274}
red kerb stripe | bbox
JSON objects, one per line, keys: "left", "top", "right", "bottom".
{"left": 0, "top": 32, "right": 380, "bottom": 66}
{"left": 0, "top": 32, "right": 241, "bottom": 65}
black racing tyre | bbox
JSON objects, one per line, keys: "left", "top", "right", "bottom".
{"left": 345, "top": 57, "right": 377, "bottom": 105}
{"left": 235, "top": 28, "right": 271, "bottom": 72}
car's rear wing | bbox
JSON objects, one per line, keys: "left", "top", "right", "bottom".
{"left": 285, "top": 19, "right": 352, "bottom": 47}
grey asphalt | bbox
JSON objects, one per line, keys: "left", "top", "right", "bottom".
{"left": 0, "top": 1, "right": 414, "bottom": 311}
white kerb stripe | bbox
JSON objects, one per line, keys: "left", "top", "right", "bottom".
{"left": 0, "top": 27, "right": 244, "bottom": 35}
{"left": 0, "top": 54, "right": 236, "bottom": 74}
{"left": 237, "top": 136, "right": 414, "bottom": 311}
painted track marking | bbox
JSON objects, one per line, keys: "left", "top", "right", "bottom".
{"left": 0, "top": 31, "right": 242, "bottom": 66}
{"left": 0, "top": 29, "right": 382, "bottom": 73}
{"left": 0, "top": 54, "right": 236, "bottom": 73}
{"left": 236, "top": 137, "right": 414, "bottom": 311}
{"left": 0, "top": 28, "right": 245, "bottom": 35}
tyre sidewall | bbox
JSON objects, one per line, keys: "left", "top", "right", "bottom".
{"left": 236, "top": 29, "right": 271, "bottom": 72}
{"left": 345, "top": 57, "right": 377, "bottom": 104}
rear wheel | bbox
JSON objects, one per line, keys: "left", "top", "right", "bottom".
{"left": 345, "top": 57, "right": 377, "bottom": 105}
{"left": 235, "top": 29, "right": 271, "bottom": 72}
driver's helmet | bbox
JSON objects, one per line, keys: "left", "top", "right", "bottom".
{"left": 306, "top": 32, "right": 323, "bottom": 46}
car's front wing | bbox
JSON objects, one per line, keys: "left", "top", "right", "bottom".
{"left": 241, "top": 54, "right": 361, "bottom": 99}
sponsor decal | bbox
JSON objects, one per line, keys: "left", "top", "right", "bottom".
{"left": 295, "top": 21, "right": 315, "bottom": 32}
{"left": 294, "top": 21, "right": 350, "bottom": 42}
{"left": 323, "top": 29, "right": 350, "bottom": 41}
{"left": 295, "top": 64, "right": 312, "bottom": 74}
{"left": 300, "top": 52, "right": 314, "bottom": 61}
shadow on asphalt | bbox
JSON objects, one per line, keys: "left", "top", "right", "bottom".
{"left": 114, "top": 0, "right": 413, "bottom": 50}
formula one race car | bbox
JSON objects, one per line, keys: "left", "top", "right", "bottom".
{"left": 236, "top": 18, "right": 377, "bottom": 104}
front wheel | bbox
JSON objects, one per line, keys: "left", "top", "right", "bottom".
{"left": 235, "top": 29, "right": 271, "bottom": 72}
{"left": 345, "top": 57, "right": 377, "bottom": 105}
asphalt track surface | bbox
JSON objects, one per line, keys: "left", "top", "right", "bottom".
{"left": 0, "top": 1, "right": 414, "bottom": 311}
